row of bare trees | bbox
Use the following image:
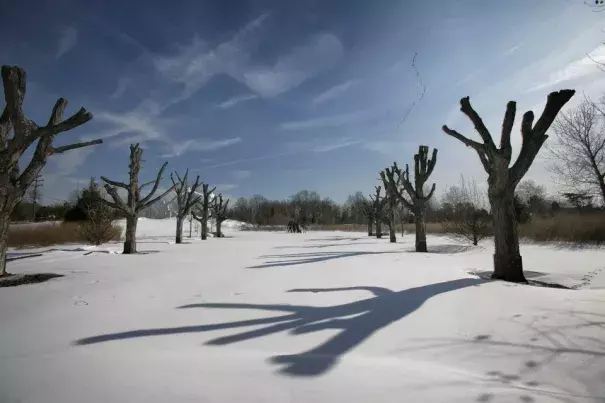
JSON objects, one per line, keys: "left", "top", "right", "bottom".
{"left": 0, "top": 64, "right": 578, "bottom": 284}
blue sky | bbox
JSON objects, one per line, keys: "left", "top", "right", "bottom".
{"left": 3, "top": 0, "right": 605, "bottom": 204}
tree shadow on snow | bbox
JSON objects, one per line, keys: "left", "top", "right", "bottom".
{"left": 304, "top": 236, "right": 367, "bottom": 242}
{"left": 247, "top": 250, "right": 401, "bottom": 269}
{"left": 74, "top": 278, "right": 484, "bottom": 376}
{"left": 274, "top": 242, "right": 380, "bottom": 249}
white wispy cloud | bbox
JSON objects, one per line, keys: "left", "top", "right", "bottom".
{"left": 110, "top": 77, "right": 132, "bottom": 99}
{"left": 51, "top": 146, "right": 95, "bottom": 176}
{"left": 153, "top": 14, "right": 343, "bottom": 103}
{"left": 56, "top": 26, "right": 78, "bottom": 59}
{"left": 231, "top": 170, "right": 251, "bottom": 180}
{"left": 217, "top": 94, "right": 258, "bottom": 109}
{"left": 280, "top": 109, "right": 377, "bottom": 131}
{"left": 214, "top": 184, "right": 238, "bottom": 191}
{"left": 312, "top": 138, "right": 361, "bottom": 152}
{"left": 503, "top": 43, "right": 523, "bottom": 56}
{"left": 161, "top": 137, "right": 242, "bottom": 158}
{"left": 206, "top": 151, "right": 300, "bottom": 168}
{"left": 311, "top": 79, "right": 358, "bottom": 105}
{"left": 528, "top": 44, "right": 605, "bottom": 92}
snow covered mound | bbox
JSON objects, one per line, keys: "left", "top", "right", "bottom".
{"left": 114, "top": 217, "right": 248, "bottom": 238}
{"left": 1, "top": 231, "right": 604, "bottom": 403}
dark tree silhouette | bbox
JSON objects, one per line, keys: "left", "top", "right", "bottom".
{"left": 382, "top": 146, "right": 438, "bottom": 252}
{"left": 443, "top": 90, "right": 575, "bottom": 282}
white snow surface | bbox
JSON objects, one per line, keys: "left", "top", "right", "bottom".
{"left": 2, "top": 220, "right": 605, "bottom": 403}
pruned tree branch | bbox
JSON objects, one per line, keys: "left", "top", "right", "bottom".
{"left": 140, "top": 161, "right": 169, "bottom": 205}
{"left": 51, "top": 139, "right": 102, "bottom": 154}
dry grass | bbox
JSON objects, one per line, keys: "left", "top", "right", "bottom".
{"left": 519, "top": 212, "right": 605, "bottom": 245}
{"left": 8, "top": 221, "right": 122, "bottom": 248}
{"left": 245, "top": 213, "right": 605, "bottom": 245}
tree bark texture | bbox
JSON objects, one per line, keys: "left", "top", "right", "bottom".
{"left": 123, "top": 214, "right": 138, "bottom": 254}
{"left": 388, "top": 209, "right": 396, "bottom": 243}
{"left": 442, "top": 89, "right": 575, "bottom": 282}
{"left": 216, "top": 220, "right": 223, "bottom": 238}
{"left": 414, "top": 207, "right": 427, "bottom": 252}
{"left": 176, "top": 216, "right": 184, "bottom": 244}
{"left": 367, "top": 219, "right": 373, "bottom": 236}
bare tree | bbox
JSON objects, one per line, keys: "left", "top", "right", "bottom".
{"left": 380, "top": 170, "right": 400, "bottom": 242}
{"left": 442, "top": 89, "right": 575, "bottom": 282}
{"left": 441, "top": 175, "right": 491, "bottom": 246}
{"left": 0, "top": 65, "right": 101, "bottom": 277}
{"left": 394, "top": 204, "right": 410, "bottom": 237}
{"left": 192, "top": 183, "right": 216, "bottom": 240}
{"left": 369, "top": 186, "right": 388, "bottom": 239}
{"left": 100, "top": 144, "right": 174, "bottom": 254}
{"left": 211, "top": 194, "right": 230, "bottom": 237}
{"left": 382, "top": 145, "right": 438, "bottom": 252}
{"left": 28, "top": 173, "right": 43, "bottom": 221}
{"left": 170, "top": 169, "right": 202, "bottom": 244}
{"left": 547, "top": 99, "right": 605, "bottom": 206}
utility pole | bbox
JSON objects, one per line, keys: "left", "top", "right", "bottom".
{"left": 30, "top": 173, "right": 44, "bottom": 221}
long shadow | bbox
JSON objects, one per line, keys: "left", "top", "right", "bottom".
{"left": 248, "top": 250, "right": 401, "bottom": 269}
{"left": 274, "top": 242, "right": 380, "bottom": 249}
{"left": 74, "top": 278, "right": 484, "bottom": 376}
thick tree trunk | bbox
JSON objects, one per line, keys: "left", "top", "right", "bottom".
{"left": 216, "top": 220, "right": 223, "bottom": 238}
{"left": 489, "top": 190, "right": 526, "bottom": 282}
{"left": 0, "top": 212, "right": 10, "bottom": 277}
{"left": 201, "top": 207, "right": 208, "bottom": 240}
{"left": 388, "top": 211, "right": 396, "bottom": 243}
{"left": 176, "top": 216, "right": 184, "bottom": 244}
{"left": 367, "top": 219, "right": 373, "bottom": 236}
{"left": 376, "top": 220, "right": 382, "bottom": 239}
{"left": 123, "top": 214, "right": 138, "bottom": 254}
{"left": 414, "top": 209, "right": 427, "bottom": 252}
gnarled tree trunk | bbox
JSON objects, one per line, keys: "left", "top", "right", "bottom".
{"left": 414, "top": 207, "right": 427, "bottom": 252}
{"left": 489, "top": 189, "right": 523, "bottom": 281}
{"left": 124, "top": 214, "right": 138, "bottom": 254}
{"left": 388, "top": 209, "right": 396, "bottom": 243}
{"left": 367, "top": 218, "right": 373, "bottom": 236}
{"left": 216, "top": 220, "right": 223, "bottom": 238}
{"left": 375, "top": 219, "right": 382, "bottom": 239}
{"left": 176, "top": 216, "right": 184, "bottom": 244}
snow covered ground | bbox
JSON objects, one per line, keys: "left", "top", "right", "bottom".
{"left": 1, "top": 219, "right": 605, "bottom": 403}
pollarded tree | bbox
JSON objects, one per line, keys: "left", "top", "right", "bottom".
{"left": 170, "top": 169, "right": 202, "bottom": 244}
{"left": 192, "top": 183, "right": 216, "bottom": 240}
{"left": 382, "top": 145, "right": 438, "bottom": 252}
{"left": 442, "top": 89, "right": 575, "bottom": 282}
{"left": 369, "top": 186, "right": 388, "bottom": 239}
{"left": 100, "top": 143, "right": 174, "bottom": 254}
{"left": 380, "top": 169, "right": 401, "bottom": 243}
{"left": 0, "top": 65, "right": 101, "bottom": 277}
{"left": 211, "top": 194, "right": 230, "bottom": 237}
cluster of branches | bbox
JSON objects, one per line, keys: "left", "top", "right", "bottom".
{"left": 0, "top": 65, "right": 102, "bottom": 276}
